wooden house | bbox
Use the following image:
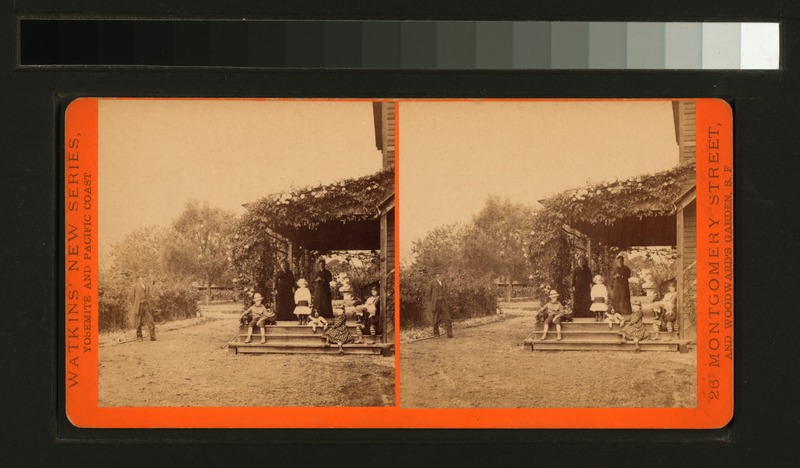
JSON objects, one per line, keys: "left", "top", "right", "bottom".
{"left": 236, "top": 101, "right": 396, "bottom": 349}
{"left": 536, "top": 100, "right": 698, "bottom": 345}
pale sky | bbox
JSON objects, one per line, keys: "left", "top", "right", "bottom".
{"left": 398, "top": 100, "right": 679, "bottom": 259}
{"left": 98, "top": 100, "right": 382, "bottom": 263}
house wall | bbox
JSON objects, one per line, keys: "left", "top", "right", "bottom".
{"left": 682, "top": 200, "right": 697, "bottom": 341}
{"left": 381, "top": 102, "right": 396, "bottom": 167}
{"left": 674, "top": 101, "right": 697, "bottom": 168}
{"left": 380, "top": 206, "right": 395, "bottom": 343}
{"left": 673, "top": 100, "right": 698, "bottom": 342}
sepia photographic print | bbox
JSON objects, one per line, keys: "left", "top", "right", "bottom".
{"left": 70, "top": 99, "right": 396, "bottom": 412}
{"left": 65, "top": 97, "right": 730, "bottom": 428}
{"left": 399, "top": 100, "right": 707, "bottom": 409}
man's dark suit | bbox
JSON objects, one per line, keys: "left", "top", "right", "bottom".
{"left": 424, "top": 277, "right": 453, "bottom": 338}
{"left": 128, "top": 279, "right": 155, "bottom": 340}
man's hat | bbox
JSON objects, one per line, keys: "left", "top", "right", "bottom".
{"left": 253, "top": 293, "right": 264, "bottom": 301}
{"left": 549, "top": 289, "right": 560, "bottom": 298}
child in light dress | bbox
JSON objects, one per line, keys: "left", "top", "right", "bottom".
{"left": 653, "top": 283, "right": 678, "bottom": 334}
{"left": 589, "top": 275, "right": 609, "bottom": 322}
{"left": 353, "top": 286, "right": 380, "bottom": 324}
{"left": 293, "top": 278, "right": 312, "bottom": 325}
{"left": 604, "top": 306, "right": 625, "bottom": 329}
{"left": 307, "top": 309, "right": 328, "bottom": 333}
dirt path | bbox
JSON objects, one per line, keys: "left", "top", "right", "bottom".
{"left": 99, "top": 310, "right": 395, "bottom": 407}
{"left": 400, "top": 315, "right": 696, "bottom": 408}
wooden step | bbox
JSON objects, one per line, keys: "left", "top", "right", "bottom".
{"left": 238, "top": 324, "right": 362, "bottom": 335}
{"left": 532, "top": 321, "right": 662, "bottom": 331}
{"left": 233, "top": 333, "right": 382, "bottom": 344}
{"left": 229, "top": 341, "right": 393, "bottom": 356}
{"left": 234, "top": 333, "right": 326, "bottom": 344}
{"left": 524, "top": 338, "right": 688, "bottom": 352}
{"left": 532, "top": 329, "right": 680, "bottom": 342}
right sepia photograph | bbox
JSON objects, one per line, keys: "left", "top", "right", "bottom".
{"left": 399, "top": 100, "right": 699, "bottom": 408}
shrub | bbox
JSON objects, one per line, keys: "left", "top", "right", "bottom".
{"left": 149, "top": 277, "right": 201, "bottom": 323}
{"left": 400, "top": 266, "right": 496, "bottom": 327}
{"left": 98, "top": 270, "right": 200, "bottom": 332}
{"left": 492, "top": 284, "right": 539, "bottom": 300}
{"left": 98, "top": 269, "right": 131, "bottom": 331}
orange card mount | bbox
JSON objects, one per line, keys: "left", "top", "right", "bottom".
{"left": 64, "top": 97, "right": 731, "bottom": 428}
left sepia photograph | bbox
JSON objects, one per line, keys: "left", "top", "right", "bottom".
{"left": 93, "top": 99, "right": 395, "bottom": 408}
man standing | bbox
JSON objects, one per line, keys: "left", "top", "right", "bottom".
{"left": 128, "top": 274, "right": 155, "bottom": 341}
{"left": 273, "top": 259, "right": 296, "bottom": 321}
{"left": 612, "top": 254, "right": 632, "bottom": 315}
{"left": 424, "top": 269, "right": 453, "bottom": 338}
{"left": 571, "top": 256, "right": 593, "bottom": 318}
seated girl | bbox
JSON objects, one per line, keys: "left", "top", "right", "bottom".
{"left": 353, "top": 286, "right": 380, "bottom": 324}
{"left": 604, "top": 306, "right": 624, "bottom": 329}
{"left": 653, "top": 283, "right": 678, "bottom": 334}
{"left": 323, "top": 306, "right": 363, "bottom": 353}
{"left": 307, "top": 308, "right": 328, "bottom": 333}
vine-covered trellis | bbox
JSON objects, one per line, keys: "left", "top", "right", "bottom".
{"left": 243, "top": 166, "right": 393, "bottom": 234}
{"left": 525, "top": 162, "right": 696, "bottom": 301}
{"left": 232, "top": 166, "right": 395, "bottom": 343}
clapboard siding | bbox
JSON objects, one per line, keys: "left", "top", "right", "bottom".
{"left": 381, "top": 102, "right": 396, "bottom": 167}
{"left": 379, "top": 206, "right": 395, "bottom": 343}
{"left": 673, "top": 100, "right": 697, "bottom": 342}
{"left": 684, "top": 202, "right": 696, "bottom": 255}
{"left": 677, "top": 101, "right": 696, "bottom": 166}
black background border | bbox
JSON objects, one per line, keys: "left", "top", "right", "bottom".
{"left": 2, "top": 0, "right": 798, "bottom": 464}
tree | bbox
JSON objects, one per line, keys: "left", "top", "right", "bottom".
{"left": 100, "top": 226, "right": 200, "bottom": 331}
{"left": 106, "top": 226, "right": 166, "bottom": 276}
{"left": 401, "top": 223, "right": 496, "bottom": 326}
{"left": 464, "top": 197, "right": 535, "bottom": 302}
{"left": 625, "top": 248, "right": 677, "bottom": 295}
{"left": 163, "top": 200, "right": 236, "bottom": 304}
{"left": 410, "top": 222, "right": 467, "bottom": 273}
{"left": 326, "top": 251, "right": 381, "bottom": 300}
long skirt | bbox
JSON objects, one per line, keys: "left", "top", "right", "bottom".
{"left": 323, "top": 314, "right": 355, "bottom": 344}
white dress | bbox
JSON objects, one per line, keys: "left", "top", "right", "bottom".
{"left": 293, "top": 288, "right": 312, "bottom": 316}
{"left": 589, "top": 284, "right": 609, "bottom": 312}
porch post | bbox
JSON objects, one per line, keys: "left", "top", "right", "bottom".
{"left": 676, "top": 207, "right": 685, "bottom": 341}
{"left": 380, "top": 211, "right": 388, "bottom": 343}
{"left": 585, "top": 237, "right": 592, "bottom": 262}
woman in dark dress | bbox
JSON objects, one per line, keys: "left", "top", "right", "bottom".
{"left": 312, "top": 259, "right": 334, "bottom": 318}
{"left": 571, "top": 256, "right": 593, "bottom": 318}
{"left": 273, "top": 259, "right": 296, "bottom": 321}
{"left": 612, "top": 255, "right": 632, "bottom": 315}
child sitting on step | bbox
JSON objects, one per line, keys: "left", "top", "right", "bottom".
{"left": 589, "top": 275, "right": 609, "bottom": 322}
{"left": 536, "top": 289, "right": 571, "bottom": 341}
{"left": 353, "top": 286, "right": 380, "bottom": 324}
{"left": 604, "top": 305, "right": 625, "bottom": 329}
{"left": 324, "top": 306, "right": 363, "bottom": 354}
{"left": 653, "top": 282, "right": 678, "bottom": 335}
{"left": 307, "top": 308, "right": 328, "bottom": 333}
{"left": 241, "top": 293, "right": 276, "bottom": 344}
